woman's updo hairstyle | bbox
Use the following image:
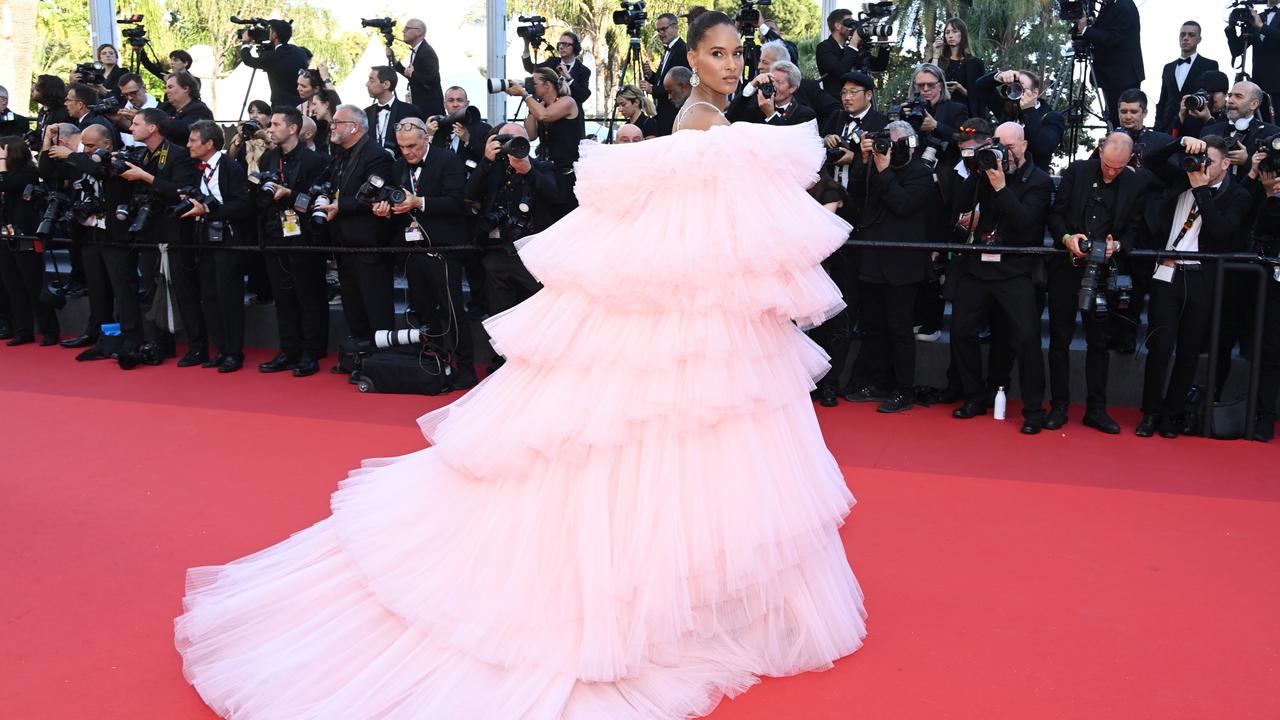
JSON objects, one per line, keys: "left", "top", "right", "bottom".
{"left": 688, "top": 10, "right": 736, "bottom": 50}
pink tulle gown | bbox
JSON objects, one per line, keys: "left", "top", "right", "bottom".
{"left": 175, "top": 119, "right": 868, "bottom": 719}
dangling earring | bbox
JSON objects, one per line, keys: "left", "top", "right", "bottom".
{"left": 690, "top": 69, "right": 700, "bottom": 88}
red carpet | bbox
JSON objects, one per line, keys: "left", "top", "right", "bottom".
{"left": 2, "top": 344, "right": 1278, "bottom": 719}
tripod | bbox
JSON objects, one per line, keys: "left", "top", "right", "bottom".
{"left": 1054, "top": 38, "right": 1111, "bottom": 161}
{"left": 604, "top": 34, "right": 645, "bottom": 143}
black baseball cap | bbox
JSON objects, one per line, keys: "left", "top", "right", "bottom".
{"left": 840, "top": 71, "right": 875, "bottom": 92}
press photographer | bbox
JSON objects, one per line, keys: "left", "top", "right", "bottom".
{"left": 522, "top": 25, "right": 592, "bottom": 114}
{"left": 29, "top": 76, "right": 71, "bottom": 151}
{"left": 70, "top": 44, "right": 125, "bottom": 100}
{"left": 1171, "top": 70, "right": 1229, "bottom": 139}
{"left": 116, "top": 108, "right": 203, "bottom": 365}
{"left": 1154, "top": 21, "right": 1219, "bottom": 134}
{"left": 0, "top": 136, "right": 61, "bottom": 346}
{"left": 161, "top": 71, "right": 214, "bottom": 146}
{"left": 640, "top": 12, "right": 690, "bottom": 138}
{"left": 237, "top": 18, "right": 312, "bottom": 107}
{"left": 66, "top": 82, "right": 121, "bottom": 147}
{"left": 1046, "top": 131, "right": 1147, "bottom": 434}
{"left": 178, "top": 119, "right": 252, "bottom": 373}
{"left": 906, "top": 63, "right": 968, "bottom": 168}
{"left": 821, "top": 71, "right": 887, "bottom": 226}
{"left": 502, "top": 69, "right": 583, "bottom": 214}
{"left": 0, "top": 86, "right": 29, "bottom": 137}
{"left": 946, "top": 122, "right": 1052, "bottom": 433}
{"left": 107, "top": 73, "right": 159, "bottom": 147}
{"left": 389, "top": 18, "right": 444, "bottom": 117}
{"left": 371, "top": 117, "right": 477, "bottom": 388}
{"left": 1201, "top": 80, "right": 1280, "bottom": 181}
{"left": 1131, "top": 134, "right": 1253, "bottom": 438}
{"left": 731, "top": 61, "right": 815, "bottom": 126}
{"left": 816, "top": 6, "right": 891, "bottom": 96}
{"left": 1250, "top": 159, "right": 1280, "bottom": 442}
{"left": 428, "top": 87, "right": 491, "bottom": 169}
{"left": 139, "top": 47, "right": 194, "bottom": 84}
{"left": 465, "top": 124, "right": 556, "bottom": 319}
{"left": 36, "top": 122, "right": 91, "bottom": 302}
{"left": 255, "top": 105, "right": 331, "bottom": 377}
{"left": 1068, "top": 0, "right": 1144, "bottom": 127}
{"left": 313, "top": 104, "right": 394, "bottom": 347}
{"left": 973, "top": 69, "right": 1066, "bottom": 171}
{"left": 364, "top": 66, "right": 424, "bottom": 156}
{"left": 1226, "top": 0, "right": 1280, "bottom": 111}
{"left": 734, "top": 42, "right": 837, "bottom": 125}
{"left": 845, "top": 120, "right": 934, "bottom": 414}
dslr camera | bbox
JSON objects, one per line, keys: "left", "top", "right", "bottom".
{"left": 428, "top": 106, "right": 481, "bottom": 132}
{"left": 492, "top": 134, "right": 532, "bottom": 160}
{"left": 890, "top": 97, "right": 928, "bottom": 131}
{"left": 249, "top": 170, "right": 284, "bottom": 195}
{"left": 1255, "top": 133, "right": 1280, "bottom": 174}
{"left": 1076, "top": 238, "right": 1130, "bottom": 318}
{"left": 74, "top": 62, "right": 107, "bottom": 86}
{"left": 1183, "top": 90, "right": 1212, "bottom": 114}
{"left": 355, "top": 175, "right": 409, "bottom": 206}
{"left": 89, "top": 96, "right": 123, "bottom": 114}
{"left": 295, "top": 181, "right": 334, "bottom": 225}
{"left": 107, "top": 146, "right": 148, "bottom": 177}
{"left": 975, "top": 142, "right": 1013, "bottom": 173}
{"left": 170, "top": 187, "right": 221, "bottom": 218}
{"left": 361, "top": 17, "right": 396, "bottom": 45}
{"left": 865, "top": 129, "right": 916, "bottom": 156}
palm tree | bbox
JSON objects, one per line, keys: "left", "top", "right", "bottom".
{"left": 3, "top": 0, "right": 40, "bottom": 111}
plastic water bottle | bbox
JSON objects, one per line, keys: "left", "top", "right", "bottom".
{"left": 993, "top": 386, "right": 1007, "bottom": 421}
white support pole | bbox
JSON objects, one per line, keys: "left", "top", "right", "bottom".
{"left": 487, "top": 0, "right": 508, "bottom": 127}
{"left": 87, "top": 0, "right": 118, "bottom": 52}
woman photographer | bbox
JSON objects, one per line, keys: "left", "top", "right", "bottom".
{"left": 615, "top": 84, "right": 657, "bottom": 138}
{"left": 0, "top": 135, "right": 60, "bottom": 345}
{"left": 296, "top": 68, "right": 326, "bottom": 118}
{"left": 72, "top": 44, "right": 126, "bottom": 100}
{"left": 308, "top": 89, "right": 342, "bottom": 155}
{"left": 505, "top": 67, "right": 582, "bottom": 211}
{"left": 227, "top": 100, "right": 272, "bottom": 168}
{"left": 162, "top": 70, "right": 213, "bottom": 145}
{"left": 928, "top": 18, "right": 985, "bottom": 119}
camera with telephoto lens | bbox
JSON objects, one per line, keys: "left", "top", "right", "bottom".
{"left": 1075, "top": 238, "right": 1131, "bottom": 317}
{"left": 493, "top": 133, "right": 532, "bottom": 160}
{"left": 890, "top": 97, "right": 928, "bottom": 130}
{"left": 74, "top": 62, "right": 107, "bottom": 86}
{"left": 374, "top": 328, "right": 424, "bottom": 349}
{"left": 486, "top": 77, "right": 537, "bottom": 95}
{"left": 613, "top": 1, "right": 648, "bottom": 37}
{"left": 976, "top": 142, "right": 1012, "bottom": 172}
{"left": 428, "top": 106, "right": 481, "bottom": 132}
{"left": 240, "top": 119, "right": 262, "bottom": 142}
{"left": 35, "top": 190, "right": 74, "bottom": 240}
{"left": 361, "top": 17, "right": 396, "bottom": 45}
{"left": 1183, "top": 89, "right": 1211, "bottom": 113}
{"left": 919, "top": 136, "right": 948, "bottom": 169}
{"left": 1254, "top": 133, "right": 1280, "bottom": 173}
{"left": 302, "top": 181, "right": 334, "bottom": 225}
{"left": 249, "top": 169, "right": 283, "bottom": 195}
{"left": 126, "top": 197, "right": 156, "bottom": 234}
{"left": 169, "top": 187, "right": 221, "bottom": 218}
{"left": 842, "top": 2, "right": 894, "bottom": 45}
{"left": 68, "top": 177, "right": 105, "bottom": 224}
{"left": 517, "top": 15, "right": 548, "bottom": 46}
{"left": 356, "top": 175, "right": 408, "bottom": 207}
{"left": 89, "top": 96, "right": 122, "bottom": 114}
{"left": 486, "top": 197, "right": 537, "bottom": 242}
{"left": 230, "top": 16, "right": 274, "bottom": 48}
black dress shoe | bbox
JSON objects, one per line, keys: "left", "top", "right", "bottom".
{"left": 1043, "top": 403, "right": 1069, "bottom": 430}
{"left": 202, "top": 352, "right": 228, "bottom": 369}
{"left": 6, "top": 334, "right": 35, "bottom": 347}
{"left": 259, "top": 352, "right": 299, "bottom": 373}
{"left": 818, "top": 387, "right": 838, "bottom": 408}
{"left": 292, "top": 357, "right": 320, "bottom": 377}
{"left": 1157, "top": 416, "right": 1179, "bottom": 439}
{"left": 59, "top": 334, "right": 94, "bottom": 349}
{"left": 1082, "top": 409, "right": 1122, "bottom": 435}
{"left": 1135, "top": 414, "right": 1159, "bottom": 438}
{"left": 40, "top": 335, "right": 59, "bottom": 346}
{"left": 1021, "top": 417, "right": 1044, "bottom": 435}
{"left": 953, "top": 400, "right": 987, "bottom": 419}
{"left": 0, "top": 322, "right": 12, "bottom": 340}
{"left": 877, "top": 391, "right": 914, "bottom": 414}
{"left": 217, "top": 355, "right": 244, "bottom": 373}
{"left": 75, "top": 346, "right": 108, "bottom": 361}
{"left": 844, "top": 385, "right": 888, "bottom": 403}
{"left": 177, "top": 349, "right": 209, "bottom": 367}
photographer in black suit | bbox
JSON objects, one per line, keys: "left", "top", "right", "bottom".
{"left": 911, "top": 63, "right": 969, "bottom": 169}
{"left": 0, "top": 135, "right": 60, "bottom": 347}
{"left": 161, "top": 71, "right": 214, "bottom": 146}
{"left": 1134, "top": 134, "right": 1253, "bottom": 438}
{"left": 973, "top": 70, "right": 1065, "bottom": 171}
{"left": 117, "top": 108, "right": 202, "bottom": 365}
{"left": 1227, "top": 0, "right": 1280, "bottom": 111}
{"left": 238, "top": 20, "right": 312, "bottom": 108}
{"left": 314, "top": 104, "right": 394, "bottom": 347}
{"left": 1046, "top": 131, "right": 1148, "bottom": 434}
{"left": 949, "top": 122, "right": 1052, "bottom": 434}
{"left": 816, "top": 8, "right": 889, "bottom": 96}
{"left": 428, "top": 87, "right": 491, "bottom": 170}
{"left": 731, "top": 61, "right": 816, "bottom": 126}
{"left": 1155, "top": 21, "right": 1219, "bottom": 133}
{"left": 1073, "top": 0, "right": 1144, "bottom": 127}
{"left": 845, "top": 120, "right": 935, "bottom": 415}
{"left": 465, "top": 124, "right": 557, "bottom": 320}
{"left": 364, "top": 66, "right": 423, "bottom": 157}
{"left": 734, "top": 41, "right": 838, "bottom": 126}
{"left": 373, "top": 117, "right": 477, "bottom": 389}
{"left": 0, "top": 86, "right": 28, "bottom": 137}
{"left": 179, "top": 120, "right": 252, "bottom": 373}
{"left": 523, "top": 31, "right": 592, "bottom": 116}
{"left": 256, "top": 106, "right": 331, "bottom": 377}
{"left": 65, "top": 82, "right": 120, "bottom": 148}
{"left": 1201, "top": 81, "right": 1280, "bottom": 181}
{"left": 391, "top": 18, "right": 444, "bottom": 117}
{"left": 641, "top": 13, "right": 690, "bottom": 138}
{"left": 1171, "top": 70, "right": 1230, "bottom": 140}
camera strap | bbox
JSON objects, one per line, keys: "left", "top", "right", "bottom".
{"left": 1169, "top": 203, "right": 1200, "bottom": 251}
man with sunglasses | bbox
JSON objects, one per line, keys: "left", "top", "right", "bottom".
{"left": 391, "top": 18, "right": 444, "bottom": 117}
{"left": 107, "top": 72, "right": 159, "bottom": 147}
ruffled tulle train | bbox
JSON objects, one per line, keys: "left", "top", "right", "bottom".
{"left": 176, "top": 120, "right": 868, "bottom": 719}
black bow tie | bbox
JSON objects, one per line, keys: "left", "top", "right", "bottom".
{"left": 846, "top": 114, "right": 863, "bottom": 126}
{"left": 1176, "top": 57, "right": 1193, "bottom": 66}
{"left": 375, "top": 104, "right": 390, "bottom": 112}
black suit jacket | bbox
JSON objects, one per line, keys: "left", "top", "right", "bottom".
{"left": 327, "top": 135, "right": 393, "bottom": 248}
{"left": 0, "top": 111, "right": 29, "bottom": 138}
{"left": 198, "top": 153, "right": 253, "bottom": 244}
{"left": 394, "top": 40, "right": 444, "bottom": 117}
{"left": 526, "top": 56, "right": 592, "bottom": 110}
{"left": 821, "top": 109, "right": 890, "bottom": 227}
{"left": 856, "top": 157, "right": 936, "bottom": 285}
{"left": 239, "top": 43, "right": 312, "bottom": 107}
{"left": 430, "top": 117, "right": 493, "bottom": 172}
{"left": 1228, "top": 7, "right": 1280, "bottom": 93}
{"left": 648, "top": 38, "right": 690, "bottom": 136}
{"left": 1155, "top": 55, "right": 1219, "bottom": 133}
{"left": 797, "top": 79, "right": 841, "bottom": 127}
{"left": 74, "top": 111, "right": 122, "bottom": 148}
{"left": 1202, "top": 117, "right": 1280, "bottom": 183}
{"left": 256, "top": 143, "right": 331, "bottom": 244}
{"left": 365, "top": 99, "right": 424, "bottom": 156}
{"left": 164, "top": 100, "right": 214, "bottom": 146}
{"left": 1081, "top": 0, "right": 1144, "bottom": 91}
{"left": 1141, "top": 139, "right": 1255, "bottom": 253}
{"left": 464, "top": 154, "right": 562, "bottom": 245}
{"left": 940, "top": 56, "right": 987, "bottom": 119}
{"left": 138, "top": 140, "right": 200, "bottom": 243}
{"left": 973, "top": 72, "right": 1066, "bottom": 171}
{"left": 386, "top": 146, "right": 469, "bottom": 247}
{"left": 1048, "top": 157, "right": 1148, "bottom": 253}
{"left": 816, "top": 36, "right": 889, "bottom": 95}
{"left": 923, "top": 99, "right": 968, "bottom": 168}
{"left": 953, "top": 161, "right": 1054, "bottom": 280}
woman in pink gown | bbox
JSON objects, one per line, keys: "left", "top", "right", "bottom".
{"left": 175, "top": 12, "right": 867, "bottom": 718}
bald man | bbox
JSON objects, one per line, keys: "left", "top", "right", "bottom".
{"left": 392, "top": 18, "right": 443, "bottom": 116}
{"left": 615, "top": 124, "right": 644, "bottom": 144}
{"left": 1045, "top": 131, "right": 1149, "bottom": 434}
{"left": 948, "top": 121, "right": 1053, "bottom": 433}
{"left": 1202, "top": 80, "right": 1280, "bottom": 181}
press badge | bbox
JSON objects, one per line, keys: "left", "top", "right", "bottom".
{"left": 404, "top": 222, "right": 424, "bottom": 243}
{"left": 281, "top": 209, "right": 302, "bottom": 237}
{"left": 981, "top": 253, "right": 1001, "bottom": 262}
{"left": 1153, "top": 264, "right": 1175, "bottom": 283}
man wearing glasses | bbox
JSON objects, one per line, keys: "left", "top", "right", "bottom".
{"left": 640, "top": 13, "right": 689, "bottom": 137}
{"left": 523, "top": 31, "right": 592, "bottom": 114}
{"left": 910, "top": 63, "right": 968, "bottom": 169}
{"left": 392, "top": 18, "right": 444, "bottom": 117}
{"left": 105, "top": 72, "right": 158, "bottom": 147}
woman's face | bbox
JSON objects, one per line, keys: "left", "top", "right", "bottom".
{"left": 170, "top": 56, "right": 189, "bottom": 72}
{"left": 945, "top": 24, "right": 962, "bottom": 50}
{"left": 689, "top": 24, "right": 744, "bottom": 97}
{"left": 165, "top": 76, "right": 189, "bottom": 105}
{"left": 617, "top": 95, "right": 637, "bottom": 116}
{"left": 309, "top": 95, "right": 331, "bottom": 120}
{"left": 249, "top": 107, "right": 271, "bottom": 126}
{"left": 533, "top": 76, "right": 556, "bottom": 102}
{"left": 99, "top": 46, "right": 118, "bottom": 66}
{"left": 297, "top": 77, "right": 318, "bottom": 101}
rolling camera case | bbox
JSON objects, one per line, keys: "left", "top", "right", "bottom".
{"left": 351, "top": 347, "right": 453, "bottom": 396}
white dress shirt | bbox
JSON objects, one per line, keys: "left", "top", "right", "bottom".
{"left": 1175, "top": 53, "right": 1198, "bottom": 92}
{"left": 1165, "top": 180, "right": 1223, "bottom": 265}
{"left": 199, "top": 150, "right": 224, "bottom": 204}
